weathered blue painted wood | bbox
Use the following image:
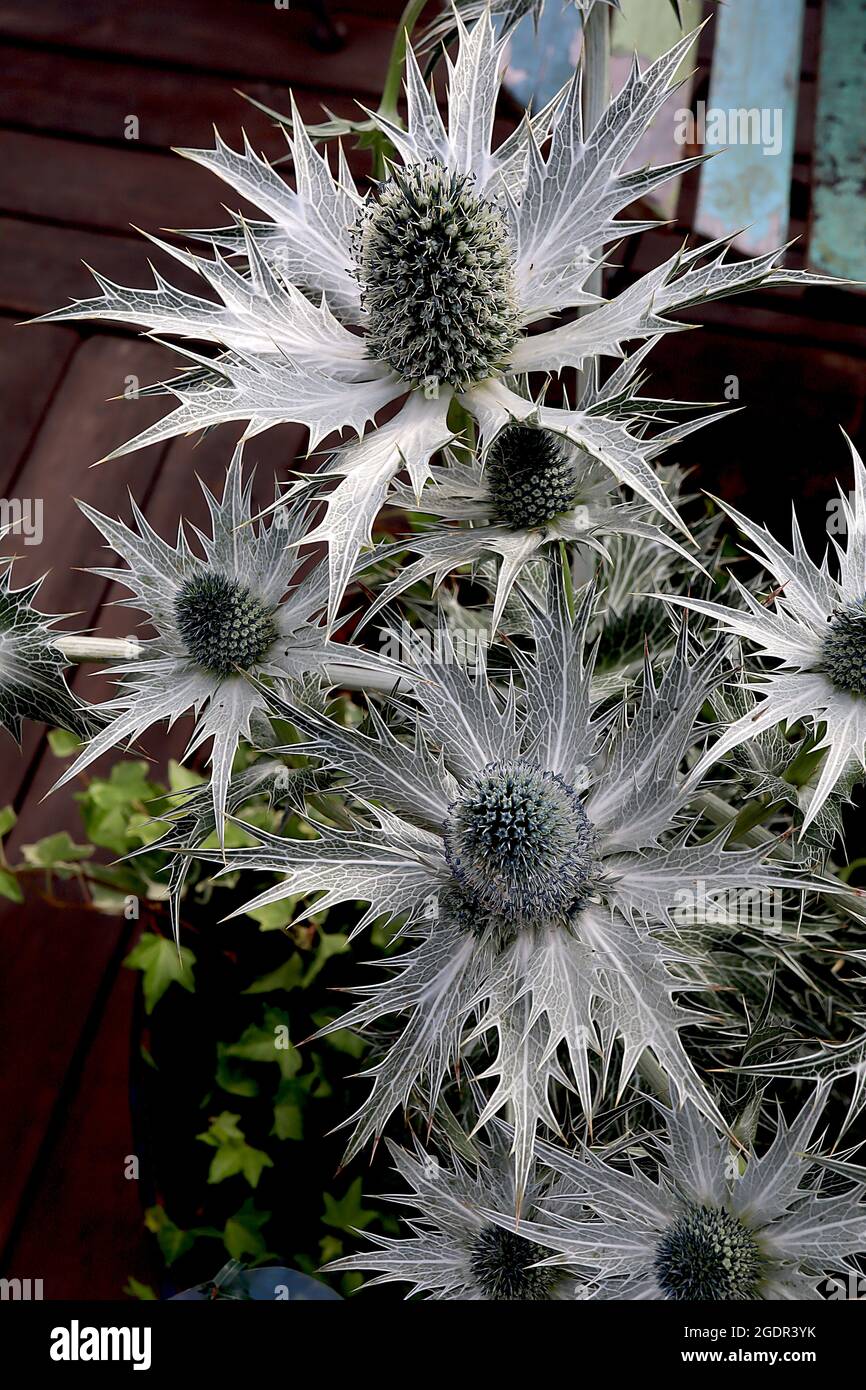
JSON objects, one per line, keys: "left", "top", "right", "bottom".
{"left": 694, "top": 0, "right": 805, "bottom": 256}
{"left": 810, "top": 0, "right": 866, "bottom": 282}
{"left": 504, "top": 0, "right": 702, "bottom": 220}
{"left": 504, "top": 2, "right": 584, "bottom": 110}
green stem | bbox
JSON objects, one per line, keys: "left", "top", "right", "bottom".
{"left": 559, "top": 541, "right": 576, "bottom": 622}
{"left": 580, "top": 4, "right": 609, "bottom": 304}
{"left": 576, "top": 3, "right": 610, "bottom": 398}
{"left": 379, "top": 0, "right": 429, "bottom": 121}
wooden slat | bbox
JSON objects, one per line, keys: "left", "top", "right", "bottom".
{"left": 0, "top": 319, "right": 77, "bottom": 491}
{"left": 0, "top": 953, "right": 157, "bottom": 1299}
{"left": 0, "top": 43, "right": 363, "bottom": 153}
{"left": 0, "top": 394, "right": 312, "bottom": 1265}
{"left": 0, "top": 217, "right": 205, "bottom": 319}
{"left": 0, "top": 2, "right": 395, "bottom": 95}
{"left": 809, "top": 0, "right": 866, "bottom": 282}
{"left": 0, "top": 131, "right": 267, "bottom": 234}
{"left": 0, "top": 336, "right": 174, "bottom": 804}
{"left": 0, "top": 895, "right": 131, "bottom": 1262}
{"left": 694, "top": 0, "right": 806, "bottom": 255}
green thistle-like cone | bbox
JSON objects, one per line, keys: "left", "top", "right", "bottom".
{"left": 443, "top": 758, "right": 595, "bottom": 922}
{"left": 654, "top": 1206, "right": 764, "bottom": 1301}
{"left": 358, "top": 163, "right": 519, "bottom": 389}
{"left": 819, "top": 600, "right": 866, "bottom": 697}
{"left": 174, "top": 573, "right": 277, "bottom": 677}
{"left": 0, "top": 564, "right": 95, "bottom": 742}
{"left": 468, "top": 1227, "right": 557, "bottom": 1301}
{"left": 486, "top": 426, "right": 579, "bottom": 530}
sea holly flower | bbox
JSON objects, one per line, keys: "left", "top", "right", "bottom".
{"left": 37, "top": 18, "right": 829, "bottom": 621}
{"left": 214, "top": 572, "right": 827, "bottom": 1197}
{"left": 494, "top": 1088, "right": 866, "bottom": 1300}
{"left": 50, "top": 447, "right": 392, "bottom": 845}
{"left": 664, "top": 438, "right": 866, "bottom": 832}
{"left": 0, "top": 553, "right": 95, "bottom": 742}
{"left": 361, "top": 419, "right": 707, "bottom": 635}
{"left": 326, "top": 1132, "right": 585, "bottom": 1300}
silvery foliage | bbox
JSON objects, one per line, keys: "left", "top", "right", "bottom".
{"left": 207, "top": 573, "right": 838, "bottom": 1200}
{"left": 0, "top": 553, "right": 95, "bottom": 742}
{"left": 15, "top": 10, "right": 864, "bottom": 1298}
{"left": 325, "top": 1125, "right": 587, "bottom": 1299}
{"left": 481, "top": 1088, "right": 866, "bottom": 1300}
{"left": 50, "top": 445, "right": 387, "bottom": 844}
{"left": 38, "top": 17, "right": 831, "bottom": 623}
{"left": 664, "top": 438, "right": 866, "bottom": 832}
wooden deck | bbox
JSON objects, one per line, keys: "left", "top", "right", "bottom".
{"left": 0, "top": 0, "right": 863, "bottom": 1300}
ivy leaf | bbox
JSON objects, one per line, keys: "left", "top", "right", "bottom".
{"left": 302, "top": 930, "right": 350, "bottom": 988}
{"left": 272, "top": 1077, "right": 304, "bottom": 1141}
{"left": 244, "top": 898, "right": 300, "bottom": 931}
{"left": 76, "top": 761, "right": 166, "bottom": 854}
{"left": 197, "top": 1112, "right": 274, "bottom": 1189}
{"left": 21, "top": 831, "right": 93, "bottom": 868}
{"left": 223, "top": 1009, "right": 302, "bottom": 1080}
{"left": 124, "top": 932, "right": 196, "bottom": 1014}
{"left": 215, "top": 1043, "right": 260, "bottom": 1098}
{"left": 0, "top": 804, "right": 16, "bottom": 838}
{"left": 123, "top": 1277, "right": 158, "bottom": 1301}
{"left": 243, "top": 954, "right": 304, "bottom": 995}
{"left": 144, "top": 1206, "right": 219, "bottom": 1266}
{"left": 322, "top": 1178, "right": 374, "bottom": 1234}
{"left": 312, "top": 1011, "right": 366, "bottom": 1060}
{"left": 0, "top": 867, "right": 22, "bottom": 902}
{"left": 48, "top": 728, "right": 83, "bottom": 758}
{"left": 223, "top": 1199, "right": 271, "bottom": 1262}
{"left": 167, "top": 759, "right": 206, "bottom": 795}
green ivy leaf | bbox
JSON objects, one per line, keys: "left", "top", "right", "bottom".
{"left": 124, "top": 932, "right": 196, "bottom": 1014}
{"left": 167, "top": 760, "right": 206, "bottom": 794}
{"left": 21, "top": 831, "right": 93, "bottom": 868}
{"left": 47, "top": 728, "right": 83, "bottom": 758}
{"left": 0, "top": 803, "right": 17, "bottom": 839}
{"left": 0, "top": 866, "right": 22, "bottom": 902}
{"left": 322, "top": 1178, "right": 375, "bottom": 1234}
{"left": 197, "top": 1112, "right": 274, "bottom": 1189}
{"left": 223, "top": 1199, "right": 271, "bottom": 1262}
{"left": 124, "top": 1277, "right": 158, "bottom": 1301}
{"left": 244, "top": 898, "right": 299, "bottom": 931}
{"left": 76, "top": 761, "right": 166, "bottom": 854}
{"left": 243, "top": 954, "right": 304, "bottom": 995}
{"left": 215, "top": 1043, "right": 260, "bottom": 1098}
{"left": 144, "top": 1206, "right": 219, "bottom": 1267}
{"left": 223, "top": 1009, "right": 301, "bottom": 1081}
{"left": 302, "top": 930, "right": 350, "bottom": 988}
{"left": 272, "top": 1078, "right": 304, "bottom": 1141}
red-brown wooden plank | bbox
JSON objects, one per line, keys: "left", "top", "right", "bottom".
{"left": 0, "top": 43, "right": 360, "bottom": 152}
{"left": 0, "top": 335, "right": 175, "bottom": 805}
{"left": 0, "top": 131, "right": 269, "bottom": 235}
{"left": 0, "top": 218, "right": 202, "bottom": 319}
{"left": 0, "top": 951, "right": 157, "bottom": 1299}
{"left": 0, "top": 318, "right": 78, "bottom": 491}
{"left": 0, "top": 1, "right": 396, "bottom": 95}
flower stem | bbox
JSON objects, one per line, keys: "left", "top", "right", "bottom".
{"left": 54, "top": 635, "right": 142, "bottom": 663}
{"left": 53, "top": 637, "right": 407, "bottom": 695}
{"left": 576, "top": 3, "right": 610, "bottom": 398}
{"left": 379, "top": 0, "right": 429, "bottom": 121}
